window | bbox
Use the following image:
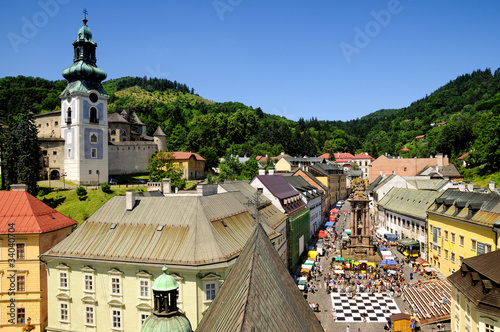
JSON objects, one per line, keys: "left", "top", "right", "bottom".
{"left": 111, "top": 129, "right": 116, "bottom": 135}
{"left": 451, "top": 232, "right": 456, "bottom": 243}
{"left": 179, "top": 162, "right": 183, "bottom": 167}
{"left": 139, "top": 280, "right": 150, "bottom": 298}
{"left": 451, "top": 252, "right": 455, "bottom": 263}
{"left": 85, "top": 306, "right": 94, "bottom": 325}
{"left": 84, "top": 274, "right": 94, "bottom": 292}
{"left": 459, "top": 235, "right": 464, "bottom": 247}
{"left": 444, "top": 249, "right": 449, "bottom": 260}
{"left": 60, "top": 303, "right": 69, "bottom": 322}
{"left": 17, "top": 275, "right": 25, "bottom": 292}
{"left": 59, "top": 272, "right": 68, "bottom": 288}
{"left": 112, "top": 310, "right": 122, "bottom": 329}
{"left": 90, "top": 133, "right": 98, "bottom": 143}
{"left": 437, "top": 246, "right": 441, "bottom": 256}
{"left": 67, "top": 148, "right": 72, "bottom": 158}
{"left": 91, "top": 148, "right": 97, "bottom": 158}
{"left": 205, "top": 283, "right": 216, "bottom": 301}
{"left": 53, "top": 151, "right": 57, "bottom": 155}
{"left": 471, "top": 239, "right": 477, "bottom": 251}
{"left": 486, "top": 323, "right": 494, "bottom": 332}
{"left": 140, "top": 313, "right": 149, "bottom": 326}
{"left": 444, "top": 230, "right": 448, "bottom": 241}
{"left": 16, "top": 243, "right": 25, "bottom": 259}
{"left": 90, "top": 107, "right": 98, "bottom": 124}
{"left": 438, "top": 228, "right": 441, "bottom": 238}
{"left": 89, "top": 170, "right": 92, "bottom": 174}
{"left": 459, "top": 255, "right": 464, "bottom": 265}
{"left": 111, "top": 277, "right": 121, "bottom": 295}
{"left": 485, "top": 244, "right": 492, "bottom": 253}
{"left": 55, "top": 121, "right": 58, "bottom": 126}
{"left": 17, "top": 308, "right": 25, "bottom": 324}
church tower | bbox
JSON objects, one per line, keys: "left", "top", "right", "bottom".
{"left": 60, "top": 12, "right": 108, "bottom": 185}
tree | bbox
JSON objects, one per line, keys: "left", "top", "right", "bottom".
{"left": 146, "top": 151, "right": 186, "bottom": 191}
{"left": 1, "top": 112, "right": 41, "bottom": 194}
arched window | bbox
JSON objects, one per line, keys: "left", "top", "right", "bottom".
{"left": 122, "top": 130, "right": 126, "bottom": 136}
{"left": 90, "top": 107, "right": 98, "bottom": 124}
{"left": 66, "top": 107, "right": 72, "bottom": 124}
{"left": 111, "top": 130, "right": 116, "bottom": 135}
{"left": 90, "top": 134, "right": 98, "bottom": 143}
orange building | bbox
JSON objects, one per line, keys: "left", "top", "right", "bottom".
{"left": 0, "top": 185, "right": 76, "bottom": 331}
{"left": 369, "top": 153, "right": 449, "bottom": 184}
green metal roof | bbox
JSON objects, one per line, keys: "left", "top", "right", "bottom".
{"left": 41, "top": 192, "right": 278, "bottom": 267}
{"left": 378, "top": 187, "right": 443, "bottom": 220}
{"left": 152, "top": 266, "right": 178, "bottom": 291}
{"left": 196, "top": 224, "right": 324, "bottom": 332}
{"left": 140, "top": 313, "right": 192, "bottom": 332}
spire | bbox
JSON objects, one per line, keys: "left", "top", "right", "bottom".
{"left": 61, "top": 11, "right": 107, "bottom": 96}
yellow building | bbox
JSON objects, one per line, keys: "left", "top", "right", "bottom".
{"left": 427, "top": 189, "right": 500, "bottom": 277}
{"left": 309, "top": 163, "right": 347, "bottom": 208}
{"left": 40, "top": 189, "right": 279, "bottom": 331}
{"left": 170, "top": 152, "right": 206, "bottom": 180}
{"left": 448, "top": 250, "right": 500, "bottom": 332}
{"left": 0, "top": 186, "right": 76, "bottom": 331}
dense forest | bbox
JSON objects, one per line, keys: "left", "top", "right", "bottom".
{"left": 1, "top": 69, "right": 499, "bottom": 173}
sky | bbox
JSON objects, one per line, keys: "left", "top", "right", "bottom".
{"left": 2, "top": 1, "right": 500, "bottom": 122}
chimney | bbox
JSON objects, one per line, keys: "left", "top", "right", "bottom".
{"left": 126, "top": 189, "right": 136, "bottom": 211}
{"left": 162, "top": 178, "right": 171, "bottom": 194}
{"left": 437, "top": 153, "right": 444, "bottom": 167}
{"left": 11, "top": 184, "right": 28, "bottom": 192}
{"left": 468, "top": 181, "right": 474, "bottom": 192}
{"left": 268, "top": 167, "right": 275, "bottom": 175}
{"left": 458, "top": 182, "right": 465, "bottom": 192}
{"left": 489, "top": 180, "right": 495, "bottom": 192}
{"left": 259, "top": 168, "right": 266, "bottom": 175}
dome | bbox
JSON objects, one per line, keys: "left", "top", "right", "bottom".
{"left": 77, "top": 18, "right": 94, "bottom": 42}
{"left": 152, "top": 266, "right": 178, "bottom": 292}
{"left": 62, "top": 61, "right": 107, "bottom": 82}
{"left": 140, "top": 312, "right": 192, "bottom": 332}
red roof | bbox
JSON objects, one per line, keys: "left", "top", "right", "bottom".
{"left": 457, "top": 152, "right": 469, "bottom": 160}
{"left": 415, "top": 135, "right": 425, "bottom": 139}
{"left": 400, "top": 146, "right": 410, "bottom": 152}
{"left": 318, "top": 153, "right": 330, "bottom": 159}
{"left": 170, "top": 151, "right": 206, "bottom": 161}
{"left": 0, "top": 191, "right": 76, "bottom": 234}
{"left": 352, "top": 152, "right": 374, "bottom": 160}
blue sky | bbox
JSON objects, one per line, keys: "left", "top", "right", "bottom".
{"left": 2, "top": 1, "right": 500, "bottom": 121}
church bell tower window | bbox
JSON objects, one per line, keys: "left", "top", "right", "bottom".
{"left": 90, "top": 107, "right": 98, "bottom": 124}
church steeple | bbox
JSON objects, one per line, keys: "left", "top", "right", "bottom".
{"left": 61, "top": 10, "right": 107, "bottom": 96}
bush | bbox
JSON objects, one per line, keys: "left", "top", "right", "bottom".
{"left": 76, "top": 186, "right": 87, "bottom": 201}
{"left": 101, "top": 182, "right": 112, "bottom": 193}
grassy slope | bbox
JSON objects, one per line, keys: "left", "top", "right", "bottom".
{"left": 112, "top": 86, "right": 215, "bottom": 106}
{"left": 39, "top": 186, "right": 146, "bottom": 226}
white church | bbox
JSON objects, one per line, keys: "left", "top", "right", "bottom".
{"left": 34, "top": 16, "right": 166, "bottom": 185}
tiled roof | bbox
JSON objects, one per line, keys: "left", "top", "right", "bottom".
{"left": 0, "top": 191, "right": 76, "bottom": 234}
{"left": 196, "top": 224, "right": 324, "bottom": 332}
{"left": 428, "top": 189, "right": 500, "bottom": 227}
{"left": 378, "top": 188, "right": 443, "bottom": 220}
{"left": 458, "top": 152, "right": 469, "bottom": 160}
{"left": 153, "top": 126, "right": 166, "bottom": 136}
{"left": 448, "top": 250, "right": 500, "bottom": 317}
{"left": 290, "top": 169, "right": 328, "bottom": 191}
{"left": 218, "top": 181, "right": 271, "bottom": 207}
{"left": 352, "top": 152, "right": 374, "bottom": 160}
{"left": 171, "top": 151, "right": 205, "bottom": 161}
{"left": 415, "top": 135, "right": 425, "bottom": 139}
{"left": 256, "top": 175, "right": 298, "bottom": 200}
{"left": 41, "top": 193, "right": 277, "bottom": 266}
{"left": 108, "top": 112, "right": 129, "bottom": 123}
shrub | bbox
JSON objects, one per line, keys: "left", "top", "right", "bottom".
{"left": 76, "top": 186, "right": 87, "bottom": 201}
{"left": 101, "top": 182, "right": 112, "bottom": 193}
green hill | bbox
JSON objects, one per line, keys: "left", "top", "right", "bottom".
{"left": 1, "top": 69, "right": 500, "bottom": 175}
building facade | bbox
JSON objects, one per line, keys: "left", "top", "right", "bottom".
{"left": 427, "top": 190, "right": 500, "bottom": 277}
{"left": 0, "top": 186, "right": 76, "bottom": 332}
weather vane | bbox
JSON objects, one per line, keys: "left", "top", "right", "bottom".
{"left": 83, "top": 8, "right": 88, "bottom": 19}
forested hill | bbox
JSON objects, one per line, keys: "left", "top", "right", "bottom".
{"left": 1, "top": 69, "right": 499, "bottom": 173}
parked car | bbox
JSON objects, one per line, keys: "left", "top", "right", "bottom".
{"left": 109, "top": 178, "right": 118, "bottom": 185}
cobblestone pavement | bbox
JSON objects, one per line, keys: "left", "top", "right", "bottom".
{"left": 305, "top": 201, "right": 451, "bottom": 332}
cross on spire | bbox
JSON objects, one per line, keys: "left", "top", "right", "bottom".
{"left": 83, "top": 8, "right": 88, "bottom": 19}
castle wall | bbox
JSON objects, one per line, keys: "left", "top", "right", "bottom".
{"left": 108, "top": 143, "right": 158, "bottom": 175}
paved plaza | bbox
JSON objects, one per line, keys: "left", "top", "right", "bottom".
{"left": 304, "top": 200, "right": 450, "bottom": 332}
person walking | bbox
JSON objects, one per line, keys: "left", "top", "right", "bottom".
{"left": 346, "top": 325, "right": 350, "bottom": 332}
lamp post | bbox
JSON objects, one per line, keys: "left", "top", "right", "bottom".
{"left": 96, "top": 170, "right": 100, "bottom": 189}
{"left": 62, "top": 172, "right": 67, "bottom": 191}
